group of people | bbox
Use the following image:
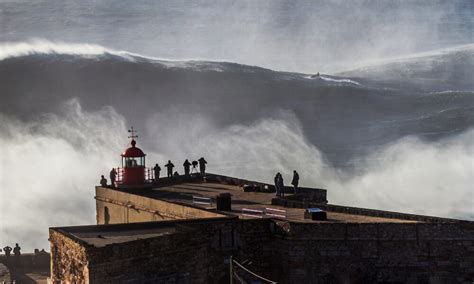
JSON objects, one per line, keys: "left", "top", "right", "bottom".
{"left": 274, "top": 170, "right": 299, "bottom": 197}
{"left": 1, "top": 243, "right": 21, "bottom": 260}
{"left": 153, "top": 157, "right": 207, "bottom": 180}
{"left": 100, "top": 159, "right": 301, "bottom": 196}
{"left": 99, "top": 168, "right": 117, "bottom": 187}
{"left": 99, "top": 157, "right": 208, "bottom": 186}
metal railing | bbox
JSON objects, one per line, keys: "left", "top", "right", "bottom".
{"left": 230, "top": 256, "right": 277, "bottom": 284}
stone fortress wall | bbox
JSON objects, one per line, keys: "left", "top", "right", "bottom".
{"left": 275, "top": 221, "right": 474, "bottom": 283}
{"left": 49, "top": 174, "right": 474, "bottom": 283}
{"left": 50, "top": 217, "right": 275, "bottom": 283}
{"left": 50, "top": 215, "right": 474, "bottom": 283}
{"left": 95, "top": 186, "right": 225, "bottom": 225}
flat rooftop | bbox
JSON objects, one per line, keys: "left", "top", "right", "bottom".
{"left": 117, "top": 177, "right": 417, "bottom": 223}
{"left": 50, "top": 174, "right": 466, "bottom": 250}
{"left": 71, "top": 226, "right": 176, "bottom": 247}
{"left": 52, "top": 218, "right": 233, "bottom": 248}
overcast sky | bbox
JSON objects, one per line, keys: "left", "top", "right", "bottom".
{"left": 0, "top": 0, "right": 472, "bottom": 72}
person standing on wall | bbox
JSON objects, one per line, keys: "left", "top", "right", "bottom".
{"left": 154, "top": 163, "right": 161, "bottom": 181}
{"left": 274, "top": 172, "right": 281, "bottom": 197}
{"left": 278, "top": 173, "right": 285, "bottom": 197}
{"left": 198, "top": 157, "right": 207, "bottom": 176}
{"left": 183, "top": 159, "right": 191, "bottom": 176}
{"left": 165, "top": 160, "right": 174, "bottom": 177}
{"left": 291, "top": 170, "right": 299, "bottom": 193}
{"left": 100, "top": 175, "right": 107, "bottom": 187}
{"left": 109, "top": 168, "right": 117, "bottom": 188}
{"left": 13, "top": 243, "right": 21, "bottom": 265}
{"left": 3, "top": 246, "right": 12, "bottom": 258}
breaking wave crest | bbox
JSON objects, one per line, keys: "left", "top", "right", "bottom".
{"left": 0, "top": 100, "right": 127, "bottom": 251}
{"left": 0, "top": 39, "right": 249, "bottom": 72}
{"left": 319, "top": 75, "right": 360, "bottom": 85}
{"left": 0, "top": 39, "right": 131, "bottom": 61}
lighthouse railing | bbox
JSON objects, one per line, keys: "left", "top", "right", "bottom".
{"left": 145, "top": 167, "right": 153, "bottom": 182}
{"left": 116, "top": 167, "right": 124, "bottom": 183}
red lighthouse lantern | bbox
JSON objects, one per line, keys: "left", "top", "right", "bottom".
{"left": 121, "top": 127, "right": 146, "bottom": 186}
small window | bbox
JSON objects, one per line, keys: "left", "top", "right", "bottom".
{"left": 123, "top": 157, "right": 145, "bottom": 168}
{"left": 104, "top": 206, "right": 110, "bottom": 225}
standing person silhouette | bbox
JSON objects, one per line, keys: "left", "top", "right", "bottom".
{"left": 153, "top": 163, "right": 161, "bottom": 181}
{"left": 198, "top": 157, "right": 207, "bottom": 176}
{"left": 13, "top": 243, "right": 21, "bottom": 265}
{"left": 13, "top": 244, "right": 21, "bottom": 257}
{"left": 278, "top": 173, "right": 285, "bottom": 197}
{"left": 165, "top": 160, "right": 174, "bottom": 177}
{"left": 183, "top": 159, "right": 191, "bottom": 176}
{"left": 109, "top": 168, "right": 117, "bottom": 188}
{"left": 3, "top": 246, "right": 12, "bottom": 258}
{"left": 291, "top": 170, "right": 299, "bottom": 193}
{"left": 100, "top": 175, "right": 107, "bottom": 187}
{"left": 274, "top": 173, "right": 281, "bottom": 196}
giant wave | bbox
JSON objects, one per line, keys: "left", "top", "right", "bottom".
{"left": 1, "top": 41, "right": 473, "bottom": 168}
{"left": 1, "top": 41, "right": 473, "bottom": 250}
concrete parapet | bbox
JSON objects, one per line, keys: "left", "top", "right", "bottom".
{"left": 272, "top": 198, "right": 463, "bottom": 223}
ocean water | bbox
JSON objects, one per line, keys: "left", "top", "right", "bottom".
{"left": 0, "top": 41, "right": 473, "bottom": 251}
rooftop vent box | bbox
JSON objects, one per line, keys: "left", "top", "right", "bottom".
{"left": 216, "top": 193, "right": 232, "bottom": 211}
{"left": 304, "top": 208, "right": 327, "bottom": 221}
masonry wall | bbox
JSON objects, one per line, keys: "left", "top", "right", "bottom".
{"left": 49, "top": 218, "right": 277, "bottom": 284}
{"left": 51, "top": 211, "right": 474, "bottom": 283}
{"left": 205, "top": 174, "right": 328, "bottom": 203}
{"left": 86, "top": 229, "right": 208, "bottom": 283}
{"left": 49, "top": 230, "right": 89, "bottom": 283}
{"left": 85, "top": 218, "right": 279, "bottom": 284}
{"left": 180, "top": 218, "right": 277, "bottom": 282}
{"left": 276, "top": 222, "right": 474, "bottom": 283}
{"left": 95, "top": 186, "right": 224, "bottom": 224}
{"left": 273, "top": 198, "right": 459, "bottom": 223}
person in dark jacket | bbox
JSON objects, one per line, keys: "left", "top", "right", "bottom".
{"left": 291, "top": 170, "right": 299, "bottom": 193}
{"left": 183, "top": 159, "right": 191, "bottom": 176}
{"left": 100, "top": 175, "right": 107, "bottom": 187}
{"left": 13, "top": 243, "right": 21, "bottom": 265}
{"left": 3, "top": 246, "right": 12, "bottom": 257}
{"left": 165, "top": 160, "right": 174, "bottom": 177}
{"left": 153, "top": 163, "right": 161, "bottom": 181}
{"left": 198, "top": 157, "right": 207, "bottom": 176}
{"left": 109, "top": 168, "right": 117, "bottom": 187}
{"left": 274, "top": 173, "right": 281, "bottom": 196}
{"left": 278, "top": 173, "right": 285, "bottom": 197}
{"left": 13, "top": 243, "right": 21, "bottom": 257}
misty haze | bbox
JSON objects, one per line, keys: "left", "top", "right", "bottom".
{"left": 0, "top": 0, "right": 473, "bottom": 257}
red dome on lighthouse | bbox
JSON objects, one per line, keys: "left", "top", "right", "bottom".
{"left": 122, "top": 139, "right": 146, "bottom": 157}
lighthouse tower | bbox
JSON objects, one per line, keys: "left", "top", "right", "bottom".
{"left": 120, "top": 127, "right": 147, "bottom": 187}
